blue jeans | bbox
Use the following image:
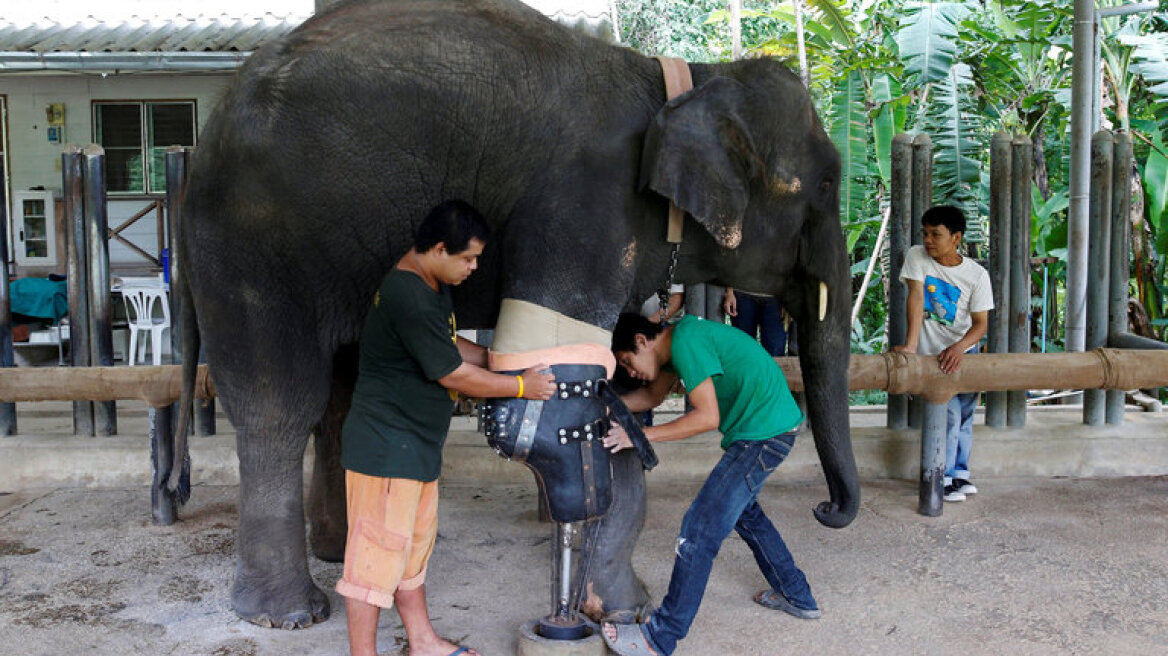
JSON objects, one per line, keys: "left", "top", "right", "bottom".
{"left": 945, "top": 392, "right": 976, "bottom": 481}
{"left": 731, "top": 293, "right": 790, "bottom": 356}
{"left": 644, "top": 434, "right": 815, "bottom": 655}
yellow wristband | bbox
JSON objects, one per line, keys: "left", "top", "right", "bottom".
{"left": 515, "top": 375, "right": 524, "bottom": 398}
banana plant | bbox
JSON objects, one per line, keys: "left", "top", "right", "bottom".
{"left": 924, "top": 62, "right": 982, "bottom": 216}
{"left": 872, "top": 73, "right": 907, "bottom": 185}
{"left": 1120, "top": 31, "right": 1168, "bottom": 133}
{"left": 895, "top": 1, "right": 969, "bottom": 87}
{"left": 828, "top": 69, "right": 871, "bottom": 226}
{"left": 893, "top": 1, "right": 981, "bottom": 221}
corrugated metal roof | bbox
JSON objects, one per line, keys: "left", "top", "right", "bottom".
{"left": 0, "top": 3, "right": 613, "bottom": 72}
{"left": 0, "top": 13, "right": 308, "bottom": 53}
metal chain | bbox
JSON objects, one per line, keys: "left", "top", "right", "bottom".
{"left": 656, "top": 243, "right": 681, "bottom": 322}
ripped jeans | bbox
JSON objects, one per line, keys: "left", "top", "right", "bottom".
{"left": 644, "top": 433, "right": 815, "bottom": 655}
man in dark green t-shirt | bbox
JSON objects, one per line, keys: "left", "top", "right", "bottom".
{"left": 601, "top": 313, "right": 818, "bottom": 656}
{"left": 336, "top": 200, "right": 556, "bottom": 656}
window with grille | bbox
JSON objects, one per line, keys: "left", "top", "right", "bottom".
{"left": 93, "top": 101, "right": 196, "bottom": 194}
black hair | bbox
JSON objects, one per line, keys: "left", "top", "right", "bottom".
{"left": 414, "top": 200, "right": 490, "bottom": 254}
{"left": 920, "top": 205, "right": 966, "bottom": 236}
{"left": 612, "top": 312, "right": 666, "bottom": 353}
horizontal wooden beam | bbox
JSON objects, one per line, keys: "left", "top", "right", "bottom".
{"left": 0, "top": 364, "right": 215, "bottom": 406}
{"left": 2, "top": 349, "right": 1167, "bottom": 407}
{"left": 778, "top": 349, "right": 1168, "bottom": 404}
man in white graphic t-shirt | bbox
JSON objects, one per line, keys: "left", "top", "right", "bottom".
{"left": 893, "top": 205, "right": 994, "bottom": 502}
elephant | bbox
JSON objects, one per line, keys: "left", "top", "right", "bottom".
{"left": 173, "top": 0, "right": 859, "bottom": 629}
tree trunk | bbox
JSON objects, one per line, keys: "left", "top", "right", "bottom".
{"left": 794, "top": 0, "right": 809, "bottom": 87}
{"left": 730, "top": 0, "right": 742, "bottom": 59}
{"left": 1129, "top": 164, "right": 1163, "bottom": 338}
{"left": 1032, "top": 117, "right": 1050, "bottom": 200}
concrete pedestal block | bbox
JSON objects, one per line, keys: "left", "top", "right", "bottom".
{"left": 517, "top": 618, "right": 605, "bottom": 656}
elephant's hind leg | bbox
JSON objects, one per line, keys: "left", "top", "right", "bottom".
{"left": 232, "top": 425, "right": 332, "bottom": 628}
{"left": 308, "top": 344, "right": 359, "bottom": 563}
{"left": 220, "top": 350, "right": 334, "bottom": 629}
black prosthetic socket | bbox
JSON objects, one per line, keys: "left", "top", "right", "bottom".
{"left": 482, "top": 364, "right": 613, "bottom": 523}
{"left": 481, "top": 364, "right": 658, "bottom": 523}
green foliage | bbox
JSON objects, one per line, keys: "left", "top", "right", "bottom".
{"left": 1145, "top": 131, "right": 1168, "bottom": 253}
{"left": 614, "top": 0, "right": 1168, "bottom": 353}
{"left": 828, "top": 71, "right": 870, "bottom": 224}
{"left": 872, "top": 73, "right": 906, "bottom": 184}
{"left": 895, "top": 2, "right": 970, "bottom": 86}
{"left": 924, "top": 62, "right": 982, "bottom": 217}
{"left": 1031, "top": 184, "right": 1070, "bottom": 258}
{"left": 1124, "top": 32, "right": 1168, "bottom": 112}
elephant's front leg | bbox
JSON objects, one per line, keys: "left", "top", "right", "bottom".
{"left": 582, "top": 449, "right": 653, "bottom": 622}
{"left": 233, "top": 431, "right": 330, "bottom": 628}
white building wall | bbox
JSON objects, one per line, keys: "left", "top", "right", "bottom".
{"left": 4, "top": 73, "right": 232, "bottom": 274}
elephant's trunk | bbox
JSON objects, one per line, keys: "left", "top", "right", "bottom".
{"left": 798, "top": 274, "right": 860, "bottom": 529}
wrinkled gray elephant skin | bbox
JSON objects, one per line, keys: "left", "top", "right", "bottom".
{"left": 177, "top": 0, "right": 858, "bottom": 629}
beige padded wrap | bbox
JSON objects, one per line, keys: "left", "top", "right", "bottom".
{"left": 489, "top": 344, "right": 616, "bottom": 379}
{"left": 489, "top": 299, "right": 615, "bottom": 375}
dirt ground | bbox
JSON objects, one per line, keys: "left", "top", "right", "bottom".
{"left": 2, "top": 475, "right": 1167, "bottom": 655}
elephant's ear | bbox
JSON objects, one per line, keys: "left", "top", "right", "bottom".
{"left": 640, "top": 76, "right": 758, "bottom": 250}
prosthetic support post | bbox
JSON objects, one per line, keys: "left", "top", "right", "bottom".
{"left": 481, "top": 360, "right": 655, "bottom": 641}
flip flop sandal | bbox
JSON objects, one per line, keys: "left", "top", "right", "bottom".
{"left": 601, "top": 621, "right": 659, "bottom": 656}
{"left": 446, "top": 647, "right": 475, "bottom": 656}
{"left": 754, "top": 589, "right": 822, "bottom": 619}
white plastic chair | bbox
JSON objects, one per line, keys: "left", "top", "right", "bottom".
{"left": 121, "top": 283, "right": 171, "bottom": 366}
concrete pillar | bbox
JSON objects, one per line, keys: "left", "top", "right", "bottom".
{"left": 83, "top": 145, "right": 116, "bottom": 436}
{"left": 0, "top": 156, "right": 15, "bottom": 436}
{"left": 1107, "top": 132, "right": 1133, "bottom": 424}
{"left": 63, "top": 147, "right": 94, "bottom": 436}
{"left": 887, "top": 134, "right": 914, "bottom": 429}
{"left": 1084, "top": 131, "right": 1113, "bottom": 425}
{"left": 1007, "top": 135, "right": 1032, "bottom": 427}
{"left": 985, "top": 132, "right": 1012, "bottom": 427}
{"left": 918, "top": 400, "right": 949, "bottom": 517}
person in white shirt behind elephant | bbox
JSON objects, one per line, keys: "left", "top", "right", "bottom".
{"left": 893, "top": 205, "right": 993, "bottom": 503}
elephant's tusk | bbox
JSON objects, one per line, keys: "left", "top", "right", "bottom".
{"left": 818, "top": 282, "right": 828, "bottom": 322}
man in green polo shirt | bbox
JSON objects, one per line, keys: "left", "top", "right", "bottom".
{"left": 336, "top": 200, "right": 556, "bottom": 656}
{"left": 601, "top": 312, "right": 818, "bottom": 656}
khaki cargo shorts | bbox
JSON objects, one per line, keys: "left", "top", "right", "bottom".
{"left": 334, "top": 471, "right": 439, "bottom": 609}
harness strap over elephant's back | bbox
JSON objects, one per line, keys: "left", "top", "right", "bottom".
{"left": 654, "top": 56, "right": 693, "bottom": 245}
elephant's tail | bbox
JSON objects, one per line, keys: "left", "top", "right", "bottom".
{"left": 164, "top": 268, "right": 198, "bottom": 505}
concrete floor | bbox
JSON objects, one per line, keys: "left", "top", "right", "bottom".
{"left": 3, "top": 477, "right": 1167, "bottom": 655}
{"left": 1, "top": 402, "right": 1167, "bottom": 655}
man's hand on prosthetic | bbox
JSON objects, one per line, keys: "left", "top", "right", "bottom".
{"left": 519, "top": 363, "right": 557, "bottom": 400}
{"left": 603, "top": 423, "right": 633, "bottom": 453}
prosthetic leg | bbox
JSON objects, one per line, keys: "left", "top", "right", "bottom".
{"left": 482, "top": 362, "right": 655, "bottom": 644}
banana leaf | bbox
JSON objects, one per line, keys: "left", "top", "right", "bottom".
{"left": 895, "top": 2, "right": 971, "bottom": 87}
{"left": 828, "top": 70, "right": 869, "bottom": 224}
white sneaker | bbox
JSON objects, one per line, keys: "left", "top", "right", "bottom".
{"left": 954, "top": 479, "right": 978, "bottom": 495}
{"left": 943, "top": 484, "right": 966, "bottom": 502}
